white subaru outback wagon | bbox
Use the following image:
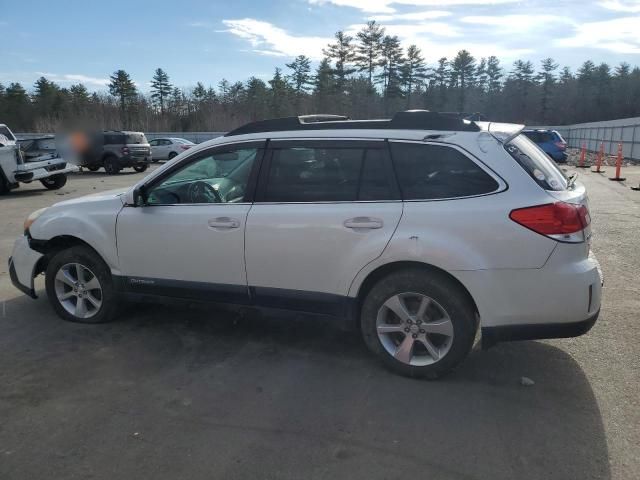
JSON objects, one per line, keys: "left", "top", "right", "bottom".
{"left": 9, "top": 111, "right": 603, "bottom": 378}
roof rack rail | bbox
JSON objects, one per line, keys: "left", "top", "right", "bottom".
{"left": 224, "top": 110, "right": 480, "bottom": 136}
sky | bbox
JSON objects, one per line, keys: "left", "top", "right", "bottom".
{"left": 1, "top": 0, "right": 639, "bottom": 92}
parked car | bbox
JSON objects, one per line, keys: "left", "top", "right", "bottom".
{"left": 523, "top": 129, "right": 568, "bottom": 162}
{"left": 149, "top": 137, "right": 195, "bottom": 161}
{"left": 0, "top": 124, "right": 76, "bottom": 194}
{"left": 75, "top": 131, "right": 152, "bottom": 174}
{"left": 8, "top": 111, "right": 602, "bottom": 378}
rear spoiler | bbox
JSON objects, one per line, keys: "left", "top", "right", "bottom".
{"left": 483, "top": 122, "right": 525, "bottom": 144}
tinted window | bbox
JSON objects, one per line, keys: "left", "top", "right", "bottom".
{"left": 264, "top": 146, "right": 393, "bottom": 202}
{"left": 506, "top": 134, "right": 567, "bottom": 191}
{"left": 265, "top": 147, "right": 361, "bottom": 202}
{"left": 390, "top": 143, "right": 499, "bottom": 200}
{"left": 104, "top": 134, "right": 124, "bottom": 145}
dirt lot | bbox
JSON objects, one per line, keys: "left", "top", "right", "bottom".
{"left": 1, "top": 165, "right": 639, "bottom": 480}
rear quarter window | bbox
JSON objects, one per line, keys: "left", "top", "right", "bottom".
{"left": 389, "top": 142, "right": 499, "bottom": 200}
{"left": 505, "top": 134, "right": 567, "bottom": 191}
{"left": 126, "top": 133, "right": 148, "bottom": 144}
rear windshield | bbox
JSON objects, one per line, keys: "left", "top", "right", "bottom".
{"left": 552, "top": 131, "right": 566, "bottom": 143}
{"left": 126, "top": 133, "right": 148, "bottom": 144}
{"left": 505, "top": 134, "right": 567, "bottom": 191}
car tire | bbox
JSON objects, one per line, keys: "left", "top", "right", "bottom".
{"left": 168, "top": 152, "right": 177, "bottom": 160}
{"left": 133, "top": 164, "right": 148, "bottom": 173}
{"left": 103, "top": 156, "right": 121, "bottom": 175}
{"left": 360, "top": 268, "right": 477, "bottom": 379}
{"left": 87, "top": 165, "right": 100, "bottom": 172}
{"left": 45, "top": 245, "right": 119, "bottom": 324}
{"left": 40, "top": 174, "right": 67, "bottom": 190}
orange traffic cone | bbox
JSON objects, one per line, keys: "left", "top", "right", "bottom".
{"left": 609, "top": 143, "right": 626, "bottom": 182}
{"left": 576, "top": 142, "right": 589, "bottom": 168}
{"left": 592, "top": 142, "right": 605, "bottom": 173}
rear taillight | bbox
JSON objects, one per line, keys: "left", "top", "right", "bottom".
{"left": 180, "top": 145, "right": 191, "bottom": 150}
{"left": 509, "top": 202, "right": 590, "bottom": 243}
{"left": 554, "top": 141, "right": 566, "bottom": 151}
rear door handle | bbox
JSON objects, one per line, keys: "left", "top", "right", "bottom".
{"left": 208, "top": 217, "right": 240, "bottom": 229}
{"left": 343, "top": 217, "right": 383, "bottom": 230}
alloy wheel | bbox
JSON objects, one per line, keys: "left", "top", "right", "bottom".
{"left": 376, "top": 292, "right": 454, "bottom": 366}
{"left": 54, "top": 263, "right": 103, "bottom": 319}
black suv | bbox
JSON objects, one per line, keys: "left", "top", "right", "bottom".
{"left": 79, "top": 131, "right": 152, "bottom": 174}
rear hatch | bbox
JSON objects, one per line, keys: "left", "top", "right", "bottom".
{"left": 125, "top": 132, "right": 150, "bottom": 157}
{"left": 505, "top": 134, "right": 591, "bottom": 246}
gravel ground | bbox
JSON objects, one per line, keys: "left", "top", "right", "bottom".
{"left": 0, "top": 165, "right": 638, "bottom": 480}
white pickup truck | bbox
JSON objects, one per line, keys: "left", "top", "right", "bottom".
{"left": 0, "top": 124, "right": 77, "bottom": 194}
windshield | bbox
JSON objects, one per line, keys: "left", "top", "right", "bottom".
{"left": 505, "top": 134, "right": 568, "bottom": 191}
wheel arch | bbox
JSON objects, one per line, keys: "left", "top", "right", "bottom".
{"left": 353, "top": 261, "right": 480, "bottom": 327}
{"left": 32, "top": 235, "right": 110, "bottom": 277}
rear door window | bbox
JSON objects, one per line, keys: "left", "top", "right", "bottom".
{"left": 262, "top": 144, "right": 396, "bottom": 202}
{"left": 505, "top": 134, "right": 568, "bottom": 191}
{"left": 389, "top": 142, "right": 499, "bottom": 200}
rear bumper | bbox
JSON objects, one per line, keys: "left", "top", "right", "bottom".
{"left": 120, "top": 155, "right": 151, "bottom": 167}
{"left": 456, "top": 247, "right": 603, "bottom": 334}
{"left": 481, "top": 309, "right": 599, "bottom": 349}
{"left": 8, "top": 235, "right": 43, "bottom": 299}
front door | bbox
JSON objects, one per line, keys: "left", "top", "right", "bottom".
{"left": 244, "top": 139, "right": 403, "bottom": 315}
{"left": 116, "top": 142, "right": 264, "bottom": 303}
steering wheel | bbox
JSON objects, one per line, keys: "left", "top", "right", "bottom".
{"left": 187, "top": 181, "right": 222, "bottom": 203}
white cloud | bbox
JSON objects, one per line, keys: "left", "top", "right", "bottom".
{"left": 598, "top": 0, "right": 640, "bottom": 12}
{"left": 460, "top": 14, "right": 569, "bottom": 33}
{"left": 308, "top": 0, "right": 519, "bottom": 14}
{"left": 555, "top": 16, "right": 640, "bottom": 53}
{"left": 369, "top": 10, "right": 451, "bottom": 21}
{"left": 383, "top": 22, "right": 461, "bottom": 38}
{"left": 36, "top": 72, "right": 109, "bottom": 87}
{"left": 221, "top": 18, "right": 332, "bottom": 59}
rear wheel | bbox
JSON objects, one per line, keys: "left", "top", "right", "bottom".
{"left": 168, "top": 151, "right": 177, "bottom": 160}
{"left": 87, "top": 165, "right": 100, "bottom": 172}
{"left": 360, "top": 269, "right": 476, "bottom": 379}
{"left": 40, "top": 174, "right": 67, "bottom": 190}
{"left": 133, "top": 164, "right": 148, "bottom": 173}
{"left": 45, "top": 245, "right": 119, "bottom": 324}
{"left": 103, "top": 156, "right": 121, "bottom": 175}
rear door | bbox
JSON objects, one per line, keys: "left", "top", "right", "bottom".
{"left": 244, "top": 139, "right": 402, "bottom": 315}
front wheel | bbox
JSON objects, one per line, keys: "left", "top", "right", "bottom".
{"left": 45, "top": 245, "right": 119, "bottom": 323}
{"left": 360, "top": 269, "right": 477, "bottom": 379}
{"left": 40, "top": 174, "right": 67, "bottom": 190}
{"left": 87, "top": 165, "right": 100, "bottom": 172}
{"left": 133, "top": 164, "right": 148, "bottom": 173}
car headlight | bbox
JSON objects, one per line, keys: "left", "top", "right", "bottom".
{"left": 24, "top": 207, "right": 48, "bottom": 232}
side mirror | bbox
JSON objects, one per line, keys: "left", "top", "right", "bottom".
{"left": 125, "top": 185, "right": 148, "bottom": 207}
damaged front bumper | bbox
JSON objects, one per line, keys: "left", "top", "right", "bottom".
{"left": 8, "top": 235, "right": 43, "bottom": 298}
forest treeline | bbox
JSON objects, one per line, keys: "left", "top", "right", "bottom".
{"left": 2, "top": 21, "right": 640, "bottom": 132}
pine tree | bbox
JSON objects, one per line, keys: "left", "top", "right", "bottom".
{"left": 450, "top": 50, "right": 476, "bottom": 111}
{"left": 538, "top": 58, "right": 558, "bottom": 123}
{"left": 150, "top": 68, "right": 173, "bottom": 114}
{"left": 313, "top": 57, "right": 335, "bottom": 111}
{"left": 402, "top": 45, "right": 428, "bottom": 108}
{"left": 376, "top": 36, "right": 405, "bottom": 96}
{"left": 323, "top": 31, "right": 356, "bottom": 93}
{"left": 246, "top": 76, "right": 269, "bottom": 121}
{"left": 432, "top": 57, "right": 450, "bottom": 110}
{"left": 355, "top": 21, "right": 385, "bottom": 89}
{"left": 108, "top": 70, "right": 137, "bottom": 126}
{"left": 269, "top": 68, "right": 290, "bottom": 117}
{"left": 286, "top": 55, "right": 313, "bottom": 97}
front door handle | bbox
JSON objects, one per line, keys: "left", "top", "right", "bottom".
{"left": 208, "top": 217, "right": 240, "bottom": 229}
{"left": 344, "top": 217, "right": 383, "bottom": 230}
